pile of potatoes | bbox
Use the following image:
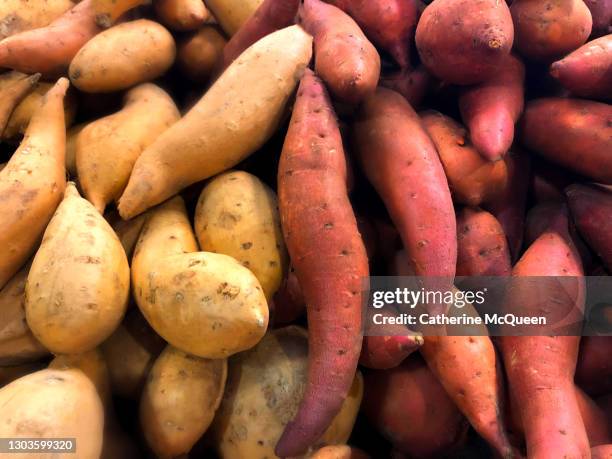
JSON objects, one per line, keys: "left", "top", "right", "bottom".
{"left": 0, "top": 0, "right": 611, "bottom": 458}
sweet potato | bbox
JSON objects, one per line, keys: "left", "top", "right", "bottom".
{"left": 0, "top": 72, "right": 40, "bottom": 137}
{"left": 0, "top": 0, "right": 101, "bottom": 77}
{"left": 118, "top": 25, "right": 312, "bottom": 219}
{"left": 550, "top": 35, "right": 612, "bottom": 100}
{"left": 275, "top": 70, "right": 369, "bottom": 457}
{"left": 499, "top": 207, "right": 589, "bottom": 459}
{"left": 92, "top": 0, "right": 148, "bottom": 27}
{"left": 299, "top": 0, "right": 380, "bottom": 104}
{"left": 584, "top": 0, "right": 612, "bottom": 36}
{"left": 140, "top": 345, "right": 227, "bottom": 458}
{"left": 352, "top": 89, "right": 456, "bottom": 280}
{"left": 363, "top": 357, "right": 469, "bottom": 458}
{"left": 576, "top": 336, "right": 612, "bottom": 396}
{"left": 520, "top": 98, "right": 612, "bottom": 184}
{"left": 204, "top": 0, "right": 263, "bottom": 36}
{"left": 511, "top": 0, "right": 593, "bottom": 61}
{"left": 311, "top": 445, "right": 370, "bottom": 459}
{"left": 459, "top": 54, "right": 525, "bottom": 161}
{"left": 416, "top": 0, "right": 514, "bottom": 84}
{"left": 178, "top": 25, "right": 226, "bottom": 83}
{"left": 326, "top": 0, "right": 418, "bottom": 69}
{"left": 132, "top": 196, "right": 269, "bottom": 358}
{"left": 217, "top": 0, "right": 300, "bottom": 73}
{"left": 591, "top": 444, "right": 612, "bottom": 459}
{"left": 76, "top": 84, "right": 180, "bottom": 213}
{"left": 484, "top": 149, "right": 530, "bottom": 261}
{"left": 69, "top": 19, "right": 176, "bottom": 93}
{"left": 155, "top": 0, "right": 210, "bottom": 31}
{"left": 25, "top": 183, "right": 130, "bottom": 354}
{"left": 0, "top": 78, "right": 69, "bottom": 289}
{"left": 0, "top": 0, "right": 75, "bottom": 39}
{"left": 420, "top": 110, "right": 510, "bottom": 206}
{"left": 379, "top": 66, "right": 431, "bottom": 109}
{"left": 456, "top": 207, "right": 512, "bottom": 277}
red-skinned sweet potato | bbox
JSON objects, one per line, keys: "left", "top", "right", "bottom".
{"left": 0, "top": 0, "right": 101, "bottom": 77}
{"left": 325, "top": 0, "right": 418, "bottom": 69}
{"left": 510, "top": 0, "right": 593, "bottom": 61}
{"left": 420, "top": 110, "right": 510, "bottom": 206}
{"left": 416, "top": 0, "right": 514, "bottom": 84}
{"left": 456, "top": 207, "right": 512, "bottom": 277}
{"left": 352, "top": 88, "right": 456, "bottom": 280}
{"left": 299, "top": 0, "right": 380, "bottom": 104}
{"left": 584, "top": 0, "right": 612, "bottom": 36}
{"left": 216, "top": 0, "right": 300, "bottom": 73}
{"left": 459, "top": 54, "right": 525, "bottom": 161}
{"left": 591, "top": 444, "right": 612, "bottom": 459}
{"left": 379, "top": 66, "right": 431, "bottom": 109}
{"left": 275, "top": 70, "right": 369, "bottom": 457}
{"left": 499, "top": 206, "right": 589, "bottom": 459}
{"left": 550, "top": 35, "right": 612, "bottom": 100}
{"left": 566, "top": 184, "right": 612, "bottom": 271}
{"left": 576, "top": 336, "right": 612, "bottom": 396}
{"left": 363, "top": 356, "right": 469, "bottom": 458}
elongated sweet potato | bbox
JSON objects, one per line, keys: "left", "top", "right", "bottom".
{"left": 379, "top": 66, "right": 431, "bottom": 108}
{"left": 576, "top": 336, "right": 612, "bottom": 396}
{"left": 0, "top": 0, "right": 101, "bottom": 77}
{"left": 118, "top": 25, "right": 312, "bottom": 219}
{"left": 217, "top": 0, "right": 300, "bottom": 73}
{"left": 520, "top": 98, "right": 612, "bottom": 184}
{"left": 363, "top": 357, "right": 469, "bottom": 458}
{"left": 511, "top": 0, "right": 592, "bottom": 61}
{"left": 275, "top": 70, "right": 369, "bottom": 457}
{"left": 420, "top": 110, "right": 510, "bottom": 206}
{"left": 584, "top": 0, "right": 612, "bottom": 36}
{"left": 299, "top": 0, "right": 380, "bottom": 104}
{"left": 459, "top": 54, "right": 525, "bottom": 161}
{"left": 499, "top": 207, "right": 589, "bottom": 459}
{"left": 0, "top": 0, "right": 75, "bottom": 39}
{"left": 352, "top": 89, "right": 456, "bottom": 280}
{"left": 327, "top": 0, "right": 418, "bottom": 69}
{"left": 0, "top": 78, "right": 68, "bottom": 289}
{"left": 154, "top": 0, "right": 210, "bottom": 31}
{"left": 456, "top": 207, "right": 512, "bottom": 277}
{"left": 416, "top": 0, "right": 514, "bottom": 84}
{"left": 550, "top": 35, "right": 612, "bottom": 100}
{"left": 0, "top": 72, "right": 40, "bottom": 136}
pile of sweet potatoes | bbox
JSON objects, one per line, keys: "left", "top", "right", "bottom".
{"left": 0, "top": 0, "right": 610, "bottom": 457}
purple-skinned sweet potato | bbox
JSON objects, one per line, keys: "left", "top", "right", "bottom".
{"left": 584, "top": 0, "right": 612, "bottom": 36}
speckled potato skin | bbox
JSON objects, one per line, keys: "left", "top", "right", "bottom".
{"left": 0, "top": 0, "right": 75, "bottom": 39}
{"left": 132, "top": 196, "right": 269, "bottom": 359}
{"left": 25, "top": 183, "right": 130, "bottom": 354}
{"left": 140, "top": 345, "right": 227, "bottom": 458}
{"left": 0, "top": 369, "right": 104, "bottom": 459}
{"left": 195, "top": 171, "right": 288, "bottom": 301}
{"left": 204, "top": 0, "right": 263, "bottom": 36}
{"left": 69, "top": 19, "right": 176, "bottom": 93}
{"left": 212, "top": 327, "right": 363, "bottom": 459}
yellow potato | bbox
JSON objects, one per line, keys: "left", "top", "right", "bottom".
{"left": 118, "top": 25, "right": 313, "bottom": 219}
{"left": 177, "top": 25, "right": 227, "bottom": 83}
{"left": 101, "top": 308, "right": 166, "bottom": 399}
{"left": 204, "top": 0, "right": 263, "bottom": 35}
{"left": 1, "top": 81, "right": 77, "bottom": 140}
{"left": 76, "top": 84, "right": 180, "bottom": 213}
{"left": 92, "top": 0, "right": 148, "bottom": 27}
{"left": 0, "top": 78, "right": 69, "bottom": 289}
{"left": 195, "top": 170, "right": 288, "bottom": 300}
{"left": 25, "top": 183, "right": 130, "bottom": 354}
{"left": 132, "top": 196, "right": 269, "bottom": 358}
{"left": 140, "top": 345, "right": 227, "bottom": 458}
{"left": 155, "top": 0, "right": 210, "bottom": 31}
{"left": 0, "top": 71, "right": 40, "bottom": 135}
{"left": 69, "top": 19, "right": 176, "bottom": 93}
{"left": 0, "top": 368, "right": 104, "bottom": 459}
{"left": 212, "top": 327, "right": 363, "bottom": 459}
{"left": 0, "top": 263, "right": 49, "bottom": 366}
{"left": 0, "top": 0, "right": 75, "bottom": 39}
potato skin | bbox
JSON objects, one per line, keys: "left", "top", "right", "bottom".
{"left": 584, "top": 0, "right": 612, "bottom": 36}
{"left": 416, "top": 0, "right": 514, "bottom": 84}
{"left": 76, "top": 83, "right": 180, "bottom": 213}
{"left": 155, "top": 0, "right": 210, "bottom": 31}
{"left": 140, "top": 345, "right": 227, "bottom": 458}
{"left": 69, "top": 19, "right": 176, "bottom": 93}
{"left": 510, "top": 0, "right": 592, "bottom": 61}
{"left": 92, "top": 0, "right": 147, "bottom": 27}
{"left": 204, "top": 0, "right": 263, "bottom": 36}
{"left": 25, "top": 183, "right": 130, "bottom": 354}
{"left": 0, "top": 72, "right": 41, "bottom": 136}
{"left": 212, "top": 327, "right": 363, "bottom": 459}
{"left": 195, "top": 170, "right": 288, "bottom": 301}
{"left": 0, "top": 369, "right": 104, "bottom": 459}
{"left": 0, "top": 0, "right": 75, "bottom": 39}
{"left": 178, "top": 25, "right": 227, "bottom": 83}
{"left": 310, "top": 445, "right": 370, "bottom": 459}
{"left": 519, "top": 98, "right": 612, "bottom": 185}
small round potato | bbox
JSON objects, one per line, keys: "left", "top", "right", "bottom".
{"left": 69, "top": 19, "right": 176, "bottom": 93}
{"left": 0, "top": 369, "right": 104, "bottom": 459}
{"left": 140, "top": 345, "right": 227, "bottom": 458}
{"left": 195, "top": 170, "right": 289, "bottom": 300}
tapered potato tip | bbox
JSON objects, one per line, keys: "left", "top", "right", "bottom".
{"left": 47, "top": 77, "right": 71, "bottom": 99}
{"left": 64, "top": 181, "right": 80, "bottom": 198}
